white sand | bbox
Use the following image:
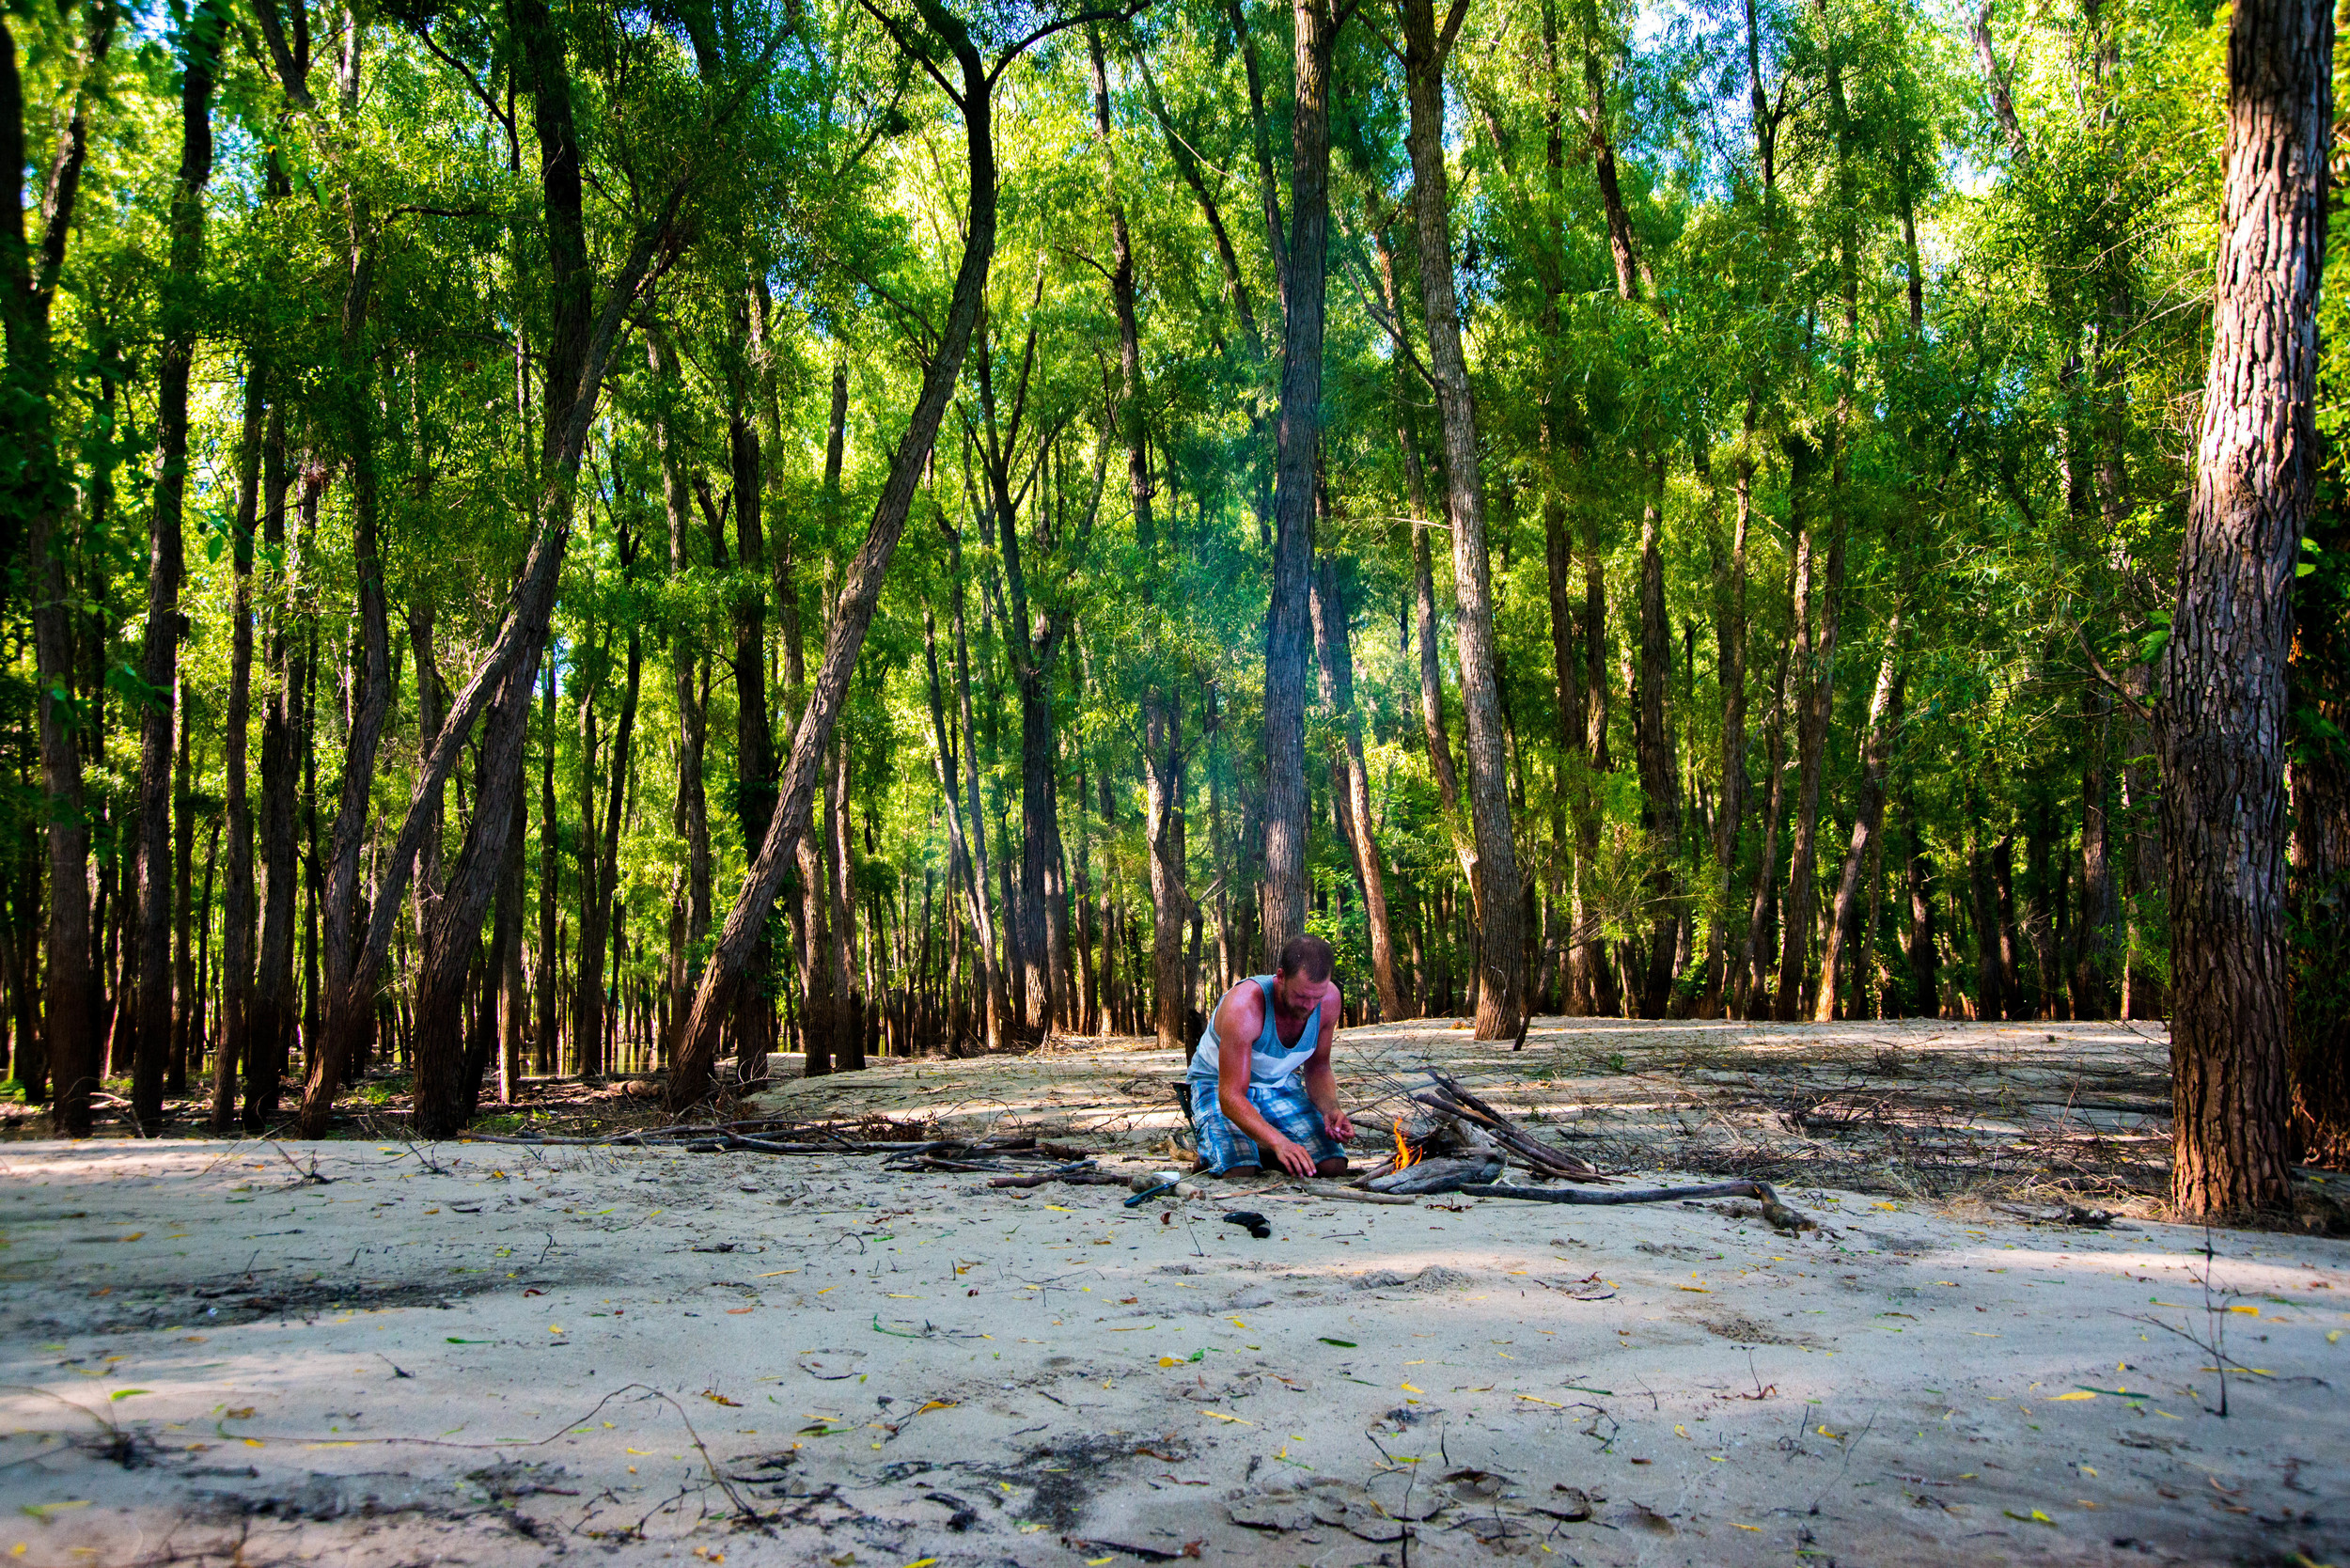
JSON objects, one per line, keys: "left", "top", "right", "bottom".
{"left": 1, "top": 1027, "right": 2343, "bottom": 1566}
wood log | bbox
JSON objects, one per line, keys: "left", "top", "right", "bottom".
{"left": 1367, "top": 1154, "right": 1505, "bottom": 1194}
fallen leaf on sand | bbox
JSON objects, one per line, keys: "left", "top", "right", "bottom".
{"left": 2048, "top": 1391, "right": 2095, "bottom": 1402}
{"left": 1202, "top": 1411, "right": 1255, "bottom": 1424}
{"left": 20, "top": 1502, "right": 90, "bottom": 1521}
{"left": 2003, "top": 1509, "right": 2056, "bottom": 1526}
{"left": 702, "top": 1390, "right": 743, "bottom": 1407}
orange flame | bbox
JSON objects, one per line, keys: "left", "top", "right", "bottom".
{"left": 1392, "top": 1122, "right": 1421, "bottom": 1169}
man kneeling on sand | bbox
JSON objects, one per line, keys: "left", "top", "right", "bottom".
{"left": 1186, "top": 935, "right": 1355, "bottom": 1179}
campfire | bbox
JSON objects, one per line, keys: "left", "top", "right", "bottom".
{"left": 1358, "top": 1069, "right": 1606, "bottom": 1195}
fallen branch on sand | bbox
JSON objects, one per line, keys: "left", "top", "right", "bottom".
{"left": 1463, "top": 1179, "right": 1815, "bottom": 1232}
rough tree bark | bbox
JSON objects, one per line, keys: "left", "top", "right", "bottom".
{"left": 1401, "top": 0, "right": 1524, "bottom": 1038}
{"left": 1261, "top": 0, "right": 1340, "bottom": 965}
{"left": 133, "top": 0, "right": 227, "bottom": 1130}
{"left": 2157, "top": 0, "right": 2328, "bottom": 1218}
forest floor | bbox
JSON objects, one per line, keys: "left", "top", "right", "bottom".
{"left": 2, "top": 1018, "right": 2345, "bottom": 1567}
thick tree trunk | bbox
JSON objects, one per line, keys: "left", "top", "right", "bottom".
{"left": 726, "top": 321, "right": 777, "bottom": 1076}
{"left": 1260, "top": 0, "right": 1340, "bottom": 964}
{"left": 2158, "top": 0, "right": 2327, "bottom": 1218}
{"left": 133, "top": 0, "right": 226, "bottom": 1130}
{"left": 1312, "top": 556, "right": 1403, "bottom": 1019}
{"left": 1402, "top": 0, "right": 1523, "bottom": 1038}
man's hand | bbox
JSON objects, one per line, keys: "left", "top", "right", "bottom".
{"left": 1271, "top": 1139, "right": 1319, "bottom": 1179}
{"left": 1324, "top": 1108, "right": 1355, "bottom": 1142}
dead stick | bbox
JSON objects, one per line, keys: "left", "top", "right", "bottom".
{"left": 1461, "top": 1180, "right": 1813, "bottom": 1232}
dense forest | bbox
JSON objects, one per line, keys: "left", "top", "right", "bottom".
{"left": 0, "top": 0, "right": 2340, "bottom": 1213}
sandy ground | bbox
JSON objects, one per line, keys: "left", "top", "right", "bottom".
{"left": 1, "top": 1020, "right": 2344, "bottom": 1568}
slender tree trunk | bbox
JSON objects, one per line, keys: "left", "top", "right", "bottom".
{"left": 170, "top": 684, "right": 194, "bottom": 1097}
{"left": 535, "top": 657, "right": 557, "bottom": 1073}
{"left": 2076, "top": 688, "right": 2119, "bottom": 1014}
{"left": 923, "top": 606, "right": 1003, "bottom": 1051}
{"left": 2158, "top": 0, "right": 2327, "bottom": 1217}
{"left": 1631, "top": 457, "right": 1681, "bottom": 1017}
{"left": 212, "top": 368, "right": 264, "bottom": 1125}
{"left": 133, "top": 0, "right": 227, "bottom": 1130}
{"left": 669, "top": 25, "right": 1003, "bottom": 1103}
{"left": 1815, "top": 604, "right": 1904, "bottom": 1020}
{"left": 1312, "top": 556, "right": 1403, "bottom": 1018}
{"left": 1260, "top": 0, "right": 1340, "bottom": 964}
{"left": 1772, "top": 438, "right": 1836, "bottom": 1018}
{"left": 1737, "top": 557, "right": 1795, "bottom": 1016}
{"left": 252, "top": 427, "right": 306, "bottom": 1131}
{"left": 1704, "top": 419, "right": 1753, "bottom": 1015}
{"left": 1401, "top": 0, "right": 1522, "bottom": 1036}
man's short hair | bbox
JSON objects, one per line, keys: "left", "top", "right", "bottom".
{"left": 1277, "top": 934, "right": 1335, "bottom": 983}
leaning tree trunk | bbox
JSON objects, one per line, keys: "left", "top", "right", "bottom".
{"left": 2157, "top": 0, "right": 2329, "bottom": 1219}
{"left": 1402, "top": 0, "right": 1524, "bottom": 1038}
{"left": 1815, "top": 603, "right": 1904, "bottom": 1020}
{"left": 133, "top": 0, "right": 226, "bottom": 1130}
{"left": 1260, "top": 0, "right": 1340, "bottom": 965}
{"left": 667, "top": 21, "right": 1002, "bottom": 1109}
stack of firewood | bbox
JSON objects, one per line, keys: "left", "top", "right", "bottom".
{"left": 1357, "top": 1069, "right": 1606, "bottom": 1194}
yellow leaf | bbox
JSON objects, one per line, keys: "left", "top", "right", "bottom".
{"left": 1159, "top": 1356, "right": 1179, "bottom": 1368}
{"left": 20, "top": 1502, "right": 90, "bottom": 1521}
{"left": 549, "top": 1325, "right": 564, "bottom": 1334}
{"left": 1045, "top": 1205, "right": 1074, "bottom": 1212}
{"left": 2230, "top": 1305, "right": 2260, "bottom": 1317}
{"left": 1816, "top": 1425, "right": 1843, "bottom": 1439}
{"left": 2328, "top": 1330, "right": 2342, "bottom": 1343}
{"left": 243, "top": 1438, "right": 263, "bottom": 1449}
{"left": 758, "top": 1270, "right": 799, "bottom": 1278}
{"left": 886, "top": 1294, "right": 918, "bottom": 1299}
{"left": 2049, "top": 1391, "right": 2095, "bottom": 1402}
{"left": 1677, "top": 1285, "right": 1710, "bottom": 1294}
{"left": 1202, "top": 1411, "right": 1256, "bottom": 1424}
{"left": 1732, "top": 1523, "right": 1762, "bottom": 1531}
{"left": 1401, "top": 1383, "right": 1422, "bottom": 1394}
{"left": 1515, "top": 1394, "right": 1567, "bottom": 1408}
{"left": 916, "top": 1401, "right": 955, "bottom": 1414}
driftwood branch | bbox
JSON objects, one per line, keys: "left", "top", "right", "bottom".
{"left": 1462, "top": 1179, "right": 1815, "bottom": 1232}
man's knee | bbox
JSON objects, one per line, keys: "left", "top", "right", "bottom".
{"left": 1314, "top": 1156, "right": 1349, "bottom": 1179}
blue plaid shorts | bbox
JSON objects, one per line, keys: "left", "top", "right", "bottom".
{"left": 1188, "top": 1074, "right": 1346, "bottom": 1174}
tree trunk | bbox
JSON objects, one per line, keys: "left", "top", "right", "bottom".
{"left": 1632, "top": 457, "right": 1681, "bottom": 1017}
{"left": 133, "top": 0, "right": 227, "bottom": 1130}
{"left": 2157, "top": 0, "right": 2326, "bottom": 1218}
{"left": 1772, "top": 437, "right": 1838, "bottom": 1018}
{"left": 1260, "top": 0, "right": 1340, "bottom": 965}
{"left": 212, "top": 368, "right": 264, "bottom": 1125}
{"left": 8, "top": 0, "right": 114, "bottom": 1135}
{"left": 1704, "top": 416, "right": 1753, "bottom": 1016}
{"left": 923, "top": 606, "right": 1004, "bottom": 1051}
{"left": 649, "top": 330, "right": 710, "bottom": 1058}
{"left": 1815, "top": 604, "right": 1903, "bottom": 1021}
{"left": 535, "top": 657, "right": 557, "bottom": 1074}
{"left": 1737, "top": 557, "right": 1795, "bottom": 1017}
{"left": 2075, "top": 688, "right": 2119, "bottom": 1015}
{"left": 1401, "top": 0, "right": 1523, "bottom": 1037}
{"left": 1312, "top": 556, "right": 1402, "bottom": 1019}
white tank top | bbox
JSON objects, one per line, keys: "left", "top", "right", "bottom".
{"left": 1187, "top": 976, "right": 1323, "bottom": 1088}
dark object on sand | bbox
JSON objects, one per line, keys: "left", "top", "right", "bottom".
{"left": 1222, "top": 1210, "right": 1272, "bottom": 1239}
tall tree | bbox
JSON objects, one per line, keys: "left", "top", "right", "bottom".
{"left": 2155, "top": 0, "right": 2329, "bottom": 1218}
{"left": 1400, "top": 0, "right": 1525, "bottom": 1037}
